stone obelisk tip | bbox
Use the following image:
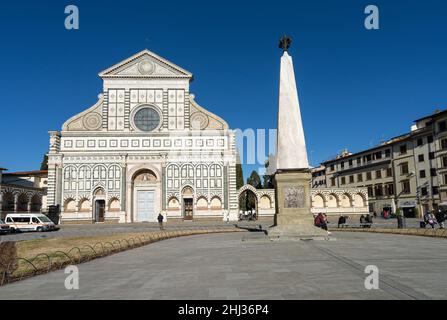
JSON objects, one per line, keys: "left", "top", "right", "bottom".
{"left": 276, "top": 45, "right": 309, "bottom": 171}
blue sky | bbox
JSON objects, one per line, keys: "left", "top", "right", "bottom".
{"left": 1, "top": 0, "right": 446, "bottom": 182}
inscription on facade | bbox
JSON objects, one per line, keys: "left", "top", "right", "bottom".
{"left": 284, "top": 186, "right": 304, "bottom": 208}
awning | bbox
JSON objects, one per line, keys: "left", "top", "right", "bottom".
{"left": 398, "top": 200, "right": 417, "bottom": 208}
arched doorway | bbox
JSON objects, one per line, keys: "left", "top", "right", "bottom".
{"left": 132, "top": 169, "right": 158, "bottom": 222}
{"left": 31, "top": 194, "right": 42, "bottom": 212}
{"left": 182, "top": 186, "right": 194, "bottom": 220}
{"left": 17, "top": 193, "right": 29, "bottom": 212}
{"left": 238, "top": 185, "right": 258, "bottom": 220}
{"left": 93, "top": 187, "right": 106, "bottom": 223}
{"left": 2, "top": 192, "right": 14, "bottom": 212}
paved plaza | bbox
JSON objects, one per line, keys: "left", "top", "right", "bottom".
{"left": 0, "top": 231, "right": 446, "bottom": 299}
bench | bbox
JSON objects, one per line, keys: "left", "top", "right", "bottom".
{"left": 338, "top": 222, "right": 350, "bottom": 228}
{"left": 360, "top": 222, "right": 373, "bottom": 228}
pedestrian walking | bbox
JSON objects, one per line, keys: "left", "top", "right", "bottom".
{"left": 435, "top": 209, "right": 445, "bottom": 229}
{"left": 157, "top": 213, "right": 164, "bottom": 230}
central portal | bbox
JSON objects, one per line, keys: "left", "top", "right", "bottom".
{"left": 132, "top": 169, "right": 159, "bottom": 223}
{"left": 137, "top": 190, "right": 155, "bottom": 222}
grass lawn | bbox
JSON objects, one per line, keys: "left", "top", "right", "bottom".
{"left": 2, "top": 228, "right": 244, "bottom": 285}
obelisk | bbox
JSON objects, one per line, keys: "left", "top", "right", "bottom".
{"left": 268, "top": 36, "right": 328, "bottom": 240}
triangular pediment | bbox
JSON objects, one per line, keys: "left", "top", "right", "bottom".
{"left": 99, "top": 49, "right": 193, "bottom": 79}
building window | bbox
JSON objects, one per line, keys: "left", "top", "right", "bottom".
{"left": 438, "top": 120, "right": 447, "bottom": 133}
{"left": 330, "top": 164, "right": 335, "bottom": 171}
{"left": 386, "top": 168, "right": 393, "bottom": 177}
{"left": 365, "top": 154, "right": 372, "bottom": 162}
{"left": 433, "top": 186, "right": 439, "bottom": 195}
{"left": 349, "top": 159, "right": 353, "bottom": 167}
{"left": 376, "top": 170, "right": 382, "bottom": 179}
{"left": 418, "top": 154, "right": 425, "bottom": 162}
{"left": 357, "top": 173, "right": 363, "bottom": 182}
{"left": 441, "top": 138, "right": 447, "bottom": 150}
{"left": 385, "top": 149, "right": 391, "bottom": 158}
{"left": 401, "top": 180, "right": 411, "bottom": 194}
{"left": 133, "top": 106, "right": 161, "bottom": 132}
{"left": 400, "top": 144, "right": 407, "bottom": 155}
{"left": 357, "top": 157, "right": 361, "bottom": 165}
{"left": 420, "top": 170, "right": 426, "bottom": 179}
{"left": 375, "top": 152, "right": 382, "bottom": 160}
{"left": 421, "top": 187, "right": 428, "bottom": 197}
{"left": 341, "top": 177, "right": 346, "bottom": 185}
{"left": 431, "top": 168, "right": 437, "bottom": 177}
{"left": 340, "top": 162, "right": 345, "bottom": 170}
{"left": 366, "top": 172, "right": 372, "bottom": 180}
{"left": 428, "top": 135, "right": 434, "bottom": 143}
{"left": 417, "top": 138, "right": 423, "bottom": 147}
{"left": 349, "top": 175, "right": 354, "bottom": 183}
{"left": 429, "top": 152, "right": 435, "bottom": 160}
{"left": 331, "top": 177, "right": 336, "bottom": 186}
{"left": 367, "top": 186, "right": 374, "bottom": 197}
{"left": 374, "top": 185, "right": 383, "bottom": 197}
{"left": 400, "top": 162, "right": 409, "bottom": 175}
{"left": 442, "top": 156, "right": 447, "bottom": 168}
{"left": 385, "top": 183, "right": 395, "bottom": 196}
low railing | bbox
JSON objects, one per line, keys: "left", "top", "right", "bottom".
{"left": 0, "top": 228, "right": 243, "bottom": 286}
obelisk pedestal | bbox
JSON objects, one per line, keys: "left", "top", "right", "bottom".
{"left": 268, "top": 169, "right": 328, "bottom": 240}
{"left": 267, "top": 36, "right": 328, "bottom": 240}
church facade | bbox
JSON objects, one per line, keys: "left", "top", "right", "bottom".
{"left": 47, "top": 49, "right": 238, "bottom": 223}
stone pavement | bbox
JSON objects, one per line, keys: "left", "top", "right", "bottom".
{"left": 1, "top": 231, "right": 446, "bottom": 299}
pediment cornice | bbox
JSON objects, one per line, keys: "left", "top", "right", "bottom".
{"left": 99, "top": 49, "right": 193, "bottom": 80}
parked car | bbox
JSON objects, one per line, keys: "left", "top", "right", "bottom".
{"left": 0, "top": 219, "right": 11, "bottom": 234}
{"left": 5, "top": 213, "right": 58, "bottom": 232}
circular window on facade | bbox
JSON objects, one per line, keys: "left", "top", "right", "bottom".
{"left": 133, "top": 107, "right": 160, "bottom": 132}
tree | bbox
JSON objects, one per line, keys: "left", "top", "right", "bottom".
{"left": 247, "top": 170, "right": 262, "bottom": 189}
{"left": 263, "top": 159, "right": 274, "bottom": 189}
{"left": 40, "top": 154, "right": 48, "bottom": 171}
{"left": 236, "top": 153, "right": 244, "bottom": 190}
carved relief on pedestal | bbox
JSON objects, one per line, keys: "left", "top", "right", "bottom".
{"left": 284, "top": 186, "right": 305, "bottom": 208}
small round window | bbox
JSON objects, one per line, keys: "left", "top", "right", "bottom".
{"left": 133, "top": 107, "right": 160, "bottom": 132}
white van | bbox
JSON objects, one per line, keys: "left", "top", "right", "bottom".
{"left": 5, "top": 213, "right": 57, "bottom": 232}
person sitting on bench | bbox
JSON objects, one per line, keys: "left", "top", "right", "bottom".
{"left": 364, "top": 214, "right": 373, "bottom": 228}
{"left": 314, "top": 212, "right": 328, "bottom": 231}
{"left": 338, "top": 215, "right": 347, "bottom": 228}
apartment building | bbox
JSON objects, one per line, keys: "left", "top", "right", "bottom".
{"left": 415, "top": 109, "right": 447, "bottom": 204}
{"left": 311, "top": 165, "right": 327, "bottom": 188}
{"left": 319, "top": 110, "right": 444, "bottom": 217}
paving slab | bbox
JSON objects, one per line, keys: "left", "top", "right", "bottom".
{"left": 0, "top": 231, "right": 446, "bottom": 299}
